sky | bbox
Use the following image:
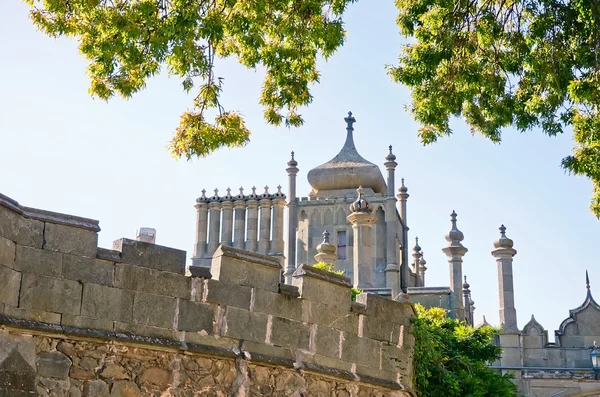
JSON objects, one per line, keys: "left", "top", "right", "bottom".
{"left": 1, "top": 1, "right": 599, "bottom": 339}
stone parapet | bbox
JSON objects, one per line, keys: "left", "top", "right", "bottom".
{"left": 0, "top": 192, "right": 415, "bottom": 396}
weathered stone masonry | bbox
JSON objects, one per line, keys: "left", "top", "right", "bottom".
{"left": 0, "top": 192, "right": 415, "bottom": 396}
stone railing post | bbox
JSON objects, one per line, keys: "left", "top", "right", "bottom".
{"left": 245, "top": 187, "right": 259, "bottom": 252}
{"left": 258, "top": 187, "right": 272, "bottom": 255}
{"left": 233, "top": 188, "right": 246, "bottom": 250}
{"left": 347, "top": 187, "right": 377, "bottom": 289}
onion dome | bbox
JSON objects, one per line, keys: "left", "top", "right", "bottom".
{"left": 288, "top": 151, "right": 298, "bottom": 168}
{"left": 316, "top": 230, "right": 336, "bottom": 256}
{"left": 385, "top": 145, "right": 397, "bottom": 162}
{"left": 307, "top": 112, "right": 386, "bottom": 194}
{"left": 446, "top": 210, "right": 464, "bottom": 245}
{"left": 493, "top": 224, "right": 514, "bottom": 249}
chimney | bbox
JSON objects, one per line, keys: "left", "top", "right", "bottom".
{"left": 136, "top": 227, "right": 156, "bottom": 244}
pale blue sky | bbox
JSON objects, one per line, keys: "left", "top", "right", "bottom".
{"left": 1, "top": 1, "right": 598, "bottom": 337}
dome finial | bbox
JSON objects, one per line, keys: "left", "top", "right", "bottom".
{"left": 587, "top": 270, "right": 591, "bottom": 289}
{"left": 494, "top": 224, "right": 514, "bottom": 249}
{"left": 344, "top": 111, "right": 356, "bottom": 131}
{"left": 314, "top": 229, "right": 338, "bottom": 264}
{"left": 385, "top": 145, "right": 397, "bottom": 161}
{"left": 349, "top": 186, "right": 372, "bottom": 213}
{"left": 446, "top": 210, "right": 464, "bottom": 244}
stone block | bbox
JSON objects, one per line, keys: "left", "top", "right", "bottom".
{"left": 3, "top": 306, "right": 61, "bottom": 324}
{"left": 302, "top": 301, "right": 359, "bottom": 333}
{"left": 83, "top": 380, "right": 109, "bottom": 397}
{"left": 361, "top": 315, "right": 403, "bottom": 343}
{"left": 19, "top": 273, "right": 82, "bottom": 315}
{"left": 14, "top": 245, "right": 62, "bottom": 277}
{"left": 62, "top": 314, "right": 114, "bottom": 331}
{"left": 221, "top": 306, "right": 268, "bottom": 344}
{"left": 294, "top": 350, "right": 354, "bottom": 373}
{"left": 0, "top": 265, "right": 21, "bottom": 306}
{"left": 355, "top": 363, "right": 399, "bottom": 385}
{"left": 252, "top": 288, "right": 303, "bottom": 321}
{"left": 341, "top": 333, "right": 381, "bottom": 368}
{"left": 114, "top": 322, "right": 179, "bottom": 340}
{"left": 242, "top": 341, "right": 294, "bottom": 364}
{"left": 44, "top": 222, "right": 98, "bottom": 257}
{"left": 81, "top": 284, "right": 134, "bottom": 322}
{"left": 315, "top": 326, "right": 341, "bottom": 359}
{"left": 0, "top": 235, "right": 15, "bottom": 267}
{"left": 37, "top": 351, "right": 72, "bottom": 380}
{"left": 0, "top": 205, "right": 44, "bottom": 248}
{"left": 114, "top": 264, "right": 190, "bottom": 299}
{"left": 381, "top": 343, "right": 410, "bottom": 373}
{"left": 356, "top": 293, "right": 413, "bottom": 324}
{"left": 112, "top": 238, "right": 185, "bottom": 274}
{"left": 210, "top": 245, "right": 281, "bottom": 292}
{"left": 109, "top": 381, "right": 140, "bottom": 397}
{"left": 270, "top": 316, "right": 310, "bottom": 350}
{"left": 132, "top": 292, "right": 176, "bottom": 329}
{"left": 292, "top": 264, "right": 352, "bottom": 310}
{"left": 202, "top": 279, "right": 251, "bottom": 310}
{"left": 63, "top": 255, "right": 114, "bottom": 286}
{"left": 177, "top": 300, "right": 215, "bottom": 333}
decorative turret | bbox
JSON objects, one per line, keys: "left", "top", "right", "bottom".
{"left": 412, "top": 237, "right": 422, "bottom": 287}
{"left": 314, "top": 230, "right": 338, "bottom": 265}
{"left": 347, "top": 187, "right": 377, "bottom": 288}
{"left": 463, "top": 276, "right": 471, "bottom": 324}
{"left": 442, "top": 211, "right": 468, "bottom": 320}
{"left": 419, "top": 252, "right": 427, "bottom": 287}
{"left": 307, "top": 112, "right": 386, "bottom": 195}
{"left": 384, "top": 145, "right": 398, "bottom": 197}
{"left": 491, "top": 224, "right": 518, "bottom": 333}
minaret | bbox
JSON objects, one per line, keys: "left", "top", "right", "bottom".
{"left": 285, "top": 152, "right": 299, "bottom": 284}
{"left": 314, "top": 230, "right": 338, "bottom": 265}
{"left": 463, "top": 276, "right": 471, "bottom": 324}
{"left": 397, "top": 179, "right": 410, "bottom": 292}
{"left": 412, "top": 237, "right": 422, "bottom": 287}
{"left": 347, "top": 187, "right": 377, "bottom": 289}
{"left": 384, "top": 146, "right": 400, "bottom": 297}
{"left": 442, "top": 211, "right": 468, "bottom": 320}
{"left": 492, "top": 224, "right": 518, "bottom": 333}
{"left": 419, "top": 252, "right": 427, "bottom": 287}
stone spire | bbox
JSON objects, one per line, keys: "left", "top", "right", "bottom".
{"left": 491, "top": 224, "right": 518, "bottom": 333}
{"left": 397, "top": 178, "right": 410, "bottom": 293}
{"left": 412, "top": 237, "right": 422, "bottom": 286}
{"left": 314, "top": 230, "right": 338, "bottom": 265}
{"left": 384, "top": 145, "right": 398, "bottom": 197}
{"left": 463, "top": 275, "right": 471, "bottom": 324}
{"left": 442, "top": 211, "right": 468, "bottom": 320}
{"left": 347, "top": 187, "right": 377, "bottom": 288}
{"left": 419, "top": 252, "right": 427, "bottom": 287}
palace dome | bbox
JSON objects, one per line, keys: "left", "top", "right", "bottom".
{"left": 307, "top": 112, "right": 386, "bottom": 194}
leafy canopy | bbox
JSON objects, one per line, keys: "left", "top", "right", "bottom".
{"left": 412, "top": 304, "right": 518, "bottom": 397}
{"left": 390, "top": 0, "right": 600, "bottom": 216}
{"left": 24, "top": 0, "right": 600, "bottom": 216}
{"left": 25, "top": 0, "right": 355, "bottom": 158}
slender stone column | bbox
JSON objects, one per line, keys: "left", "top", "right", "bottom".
{"left": 258, "top": 187, "right": 272, "bottom": 255}
{"left": 412, "top": 238, "right": 422, "bottom": 287}
{"left": 441, "top": 211, "right": 468, "bottom": 320}
{"left": 270, "top": 186, "right": 286, "bottom": 255}
{"left": 285, "top": 152, "right": 299, "bottom": 284}
{"left": 384, "top": 146, "right": 400, "bottom": 296}
{"left": 233, "top": 187, "right": 246, "bottom": 250}
{"left": 220, "top": 188, "right": 234, "bottom": 246}
{"left": 347, "top": 187, "right": 377, "bottom": 289}
{"left": 397, "top": 180, "right": 410, "bottom": 292}
{"left": 245, "top": 187, "right": 259, "bottom": 252}
{"left": 463, "top": 276, "right": 471, "bottom": 324}
{"left": 191, "top": 190, "right": 209, "bottom": 267}
{"left": 419, "top": 252, "right": 427, "bottom": 287}
{"left": 207, "top": 189, "right": 222, "bottom": 256}
{"left": 492, "top": 225, "right": 518, "bottom": 333}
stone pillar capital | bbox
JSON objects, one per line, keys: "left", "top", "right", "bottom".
{"left": 491, "top": 247, "right": 517, "bottom": 258}
{"left": 233, "top": 199, "right": 246, "bottom": 210}
{"left": 347, "top": 211, "right": 376, "bottom": 226}
{"left": 246, "top": 199, "right": 259, "bottom": 208}
{"left": 194, "top": 202, "right": 208, "bottom": 210}
{"left": 208, "top": 201, "right": 222, "bottom": 209}
{"left": 442, "top": 245, "right": 468, "bottom": 258}
{"left": 384, "top": 160, "right": 398, "bottom": 170}
{"left": 221, "top": 200, "right": 234, "bottom": 210}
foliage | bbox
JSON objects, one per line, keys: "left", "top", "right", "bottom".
{"left": 412, "top": 304, "right": 518, "bottom": 397}
{"left": 313, "top": 262, "right": 362, "bottom": 301}
{"left": 23, "top": 0, "right": 600, "bottom": 216}
{"left": 24, "top": 0, "right": 355, "bottom": 158}
{"left": 390, "top": 0, "right": 600, "bottom": 216}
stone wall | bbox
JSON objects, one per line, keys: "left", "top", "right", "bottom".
{"left": 0, "top": 192, "right": 415, "bottom": 396}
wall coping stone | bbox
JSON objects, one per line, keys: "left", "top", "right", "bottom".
{"left": 292, "top": 263, "right": 352, "bottom": 288}
{"left": 0, "top": 192, "right": 100, "bottom": 232}
{"left": 213, "top": 245, "right": 281, "bottom": 269}
{"left": 189, "top": 266, "right": 212, "bottom": 278}
{"left": 278, "top": 284, "right": 300, "bottom": 297}
{"left": 96, "top": 247, "right": 123, "bottom": 262}
{"left": 407, "top": 286, "right": 452, "bottom": 295}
